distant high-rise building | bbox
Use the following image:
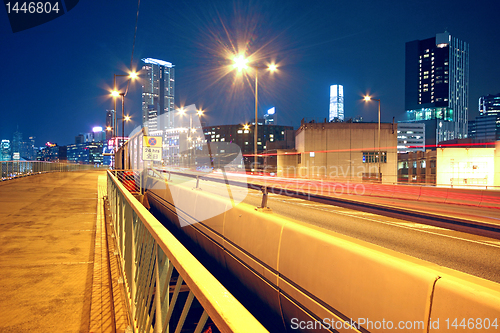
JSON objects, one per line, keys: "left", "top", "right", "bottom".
{"left": 264, "top": 107, "right": 277, "bottom": 125}
{"left": 12, "top": 130, "right": 22, "bottom": 159}
{"left": 20, "top": 136, "right": 36, "bottom": 160}
{"left": 397, "top": 123, "right": 425, "bottom": 153}
{"left": 405, "top": 31, "right": 469, "bottom": 146}
{"left": 141, "top": 58, "right": 175, "bottom": 131}
{"left": 468, "top": 93, "right": 500, "bottom": 141}
{"left": 329, "top": 85, "right": 344, "bottom": 122}
{"left": 1, "top": 140, "right": 11, "bottom": 161}
{"left": 479, "top": 93, "right": 500, "bottom": 116}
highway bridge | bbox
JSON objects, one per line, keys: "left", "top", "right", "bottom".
{"left": 1, "top": 161, "right": 500, "bottom": 332}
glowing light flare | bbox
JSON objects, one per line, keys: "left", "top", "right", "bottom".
{"left": 233, "top": 54, "right": 249, "bottom": 71}
{"left": 197, "top": 109, "right": 204, "bottom": 116}
{"left": 129, "top": 71, "right": 138, "bottom": 80}
{"left": 178, "top": 107, "right": 185, "bottom": 115}
{"left": 106, "top": 126, "right": 112, "bottom": 131}
{"left": 268, "top": 63, "right": 277, "bottom": 72}
{"left": 111, "top": 90, "right": 120, "bottom": 97}
{"left": 124, "top": 116, "right": 131, "bottom": 121}
{"left": 364, "top": 95, "right": 372, "bottom": 102}
{"left": 243, "top": 124, "right": 250, "bottom": 130}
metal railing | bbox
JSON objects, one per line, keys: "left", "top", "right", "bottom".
{"left": 1, "top": 161, "right": 107, "bottom": 181}
{"left": 107, "top": 170, "right": 267, "bottom": 333}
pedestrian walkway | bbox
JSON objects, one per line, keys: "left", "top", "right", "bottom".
{"left": 0, "top": 170, "right": 128, "bottom": 333}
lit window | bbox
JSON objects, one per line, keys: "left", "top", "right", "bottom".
{"left": 237, "top": 130, "right": 242, "bottom": 134}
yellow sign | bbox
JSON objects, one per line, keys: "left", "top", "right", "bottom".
{"left": 144, "top": 136, "right": 162, "bottom": 147}
{"left": 143, "top": 136, "right": 162, "bottom": 161}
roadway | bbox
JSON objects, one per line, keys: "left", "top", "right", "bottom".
{"left": 163, "top": 172, "right": 500, "bottom": 284}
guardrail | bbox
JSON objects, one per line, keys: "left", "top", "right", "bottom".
{"left": 153, "top": 168, "right": 500, "bottom": 210}
{"left": 107, "top": 170, "right": 267, "bottom": 333}
{"left": 0, "top": 161, "right": 106, "bottom": 181}
{"left": 145, "top": 170, "right": 500, "bottom": 332}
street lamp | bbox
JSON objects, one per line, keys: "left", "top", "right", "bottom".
{"left": 111, "top": 71, "right": 137, "bottom": 168}
{"left": 363, "top": 95, "right": 381, "bottom": 181}
{"left": 232, "top": 55, "right": 277, "bottom": 172}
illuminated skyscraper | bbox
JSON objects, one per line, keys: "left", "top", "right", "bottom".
{"left": 1, "top": 140, "right": 11, "bottom": 161}
{"left": 405, "top": 31, "right": 469, "bottom": 145}
{"left": 329, "top": 85, "right": 344, "bottom": 122}
{"left": 105, "top": 110, "right": 114, "bottom": 141}
{"left": 141, "top": 58, "right": 175, "bottom": 131}
{"left": 12, "top": 129, "right": 22, "bottom": 159}
{"left": 264, "top": 107, "right": 277, "bottom": 125}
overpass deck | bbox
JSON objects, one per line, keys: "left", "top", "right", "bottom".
{"left": 0, "top": 171, "right": 128, "bottom": 332}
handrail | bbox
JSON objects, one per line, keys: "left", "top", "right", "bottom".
{"left": 107, "top": 170, "right": 268, "bottom": 333}
{"left": 1, "top": 161, "right": 106, "bottom": 181}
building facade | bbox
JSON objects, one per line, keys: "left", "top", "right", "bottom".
{"left": 397, "top": 122, "right": 425, "bottom": 153}
{"left": 67, "top": 142, "right": 104, "bottom": 164}
{"left": 12, "top": 130, "right": 22, "bottom": 160}
{"left": 436, "top": 143, "right": 500, "bottom": 187}
{"left": 329, "top": 85, "right": 344, "bottom": 122}
{"left": 469, "top": 93, "right": 500, "bottom": 142}
{"left": 264, "top": 107, "right": 277, "bottom": 125}
{"left": 1, "top": 140, "right": 11, "bottom": 161}
{"left": 203, "top": 123, "right": 294, "bottom": 169}
{"left": 405, "top": 31, "right": 469, "bottom": 146}
{"left": 141, "top": 58, "right": 175, "bottom": 131}
{"left": 277, "top": 121, "right": 398, "bottom": 183}
{"left": 479, "top": 93, "right": 500, "bottom": 116}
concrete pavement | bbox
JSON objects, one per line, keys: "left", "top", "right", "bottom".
{"left": 0, "top": 171, "right": 127, "bottom": 333}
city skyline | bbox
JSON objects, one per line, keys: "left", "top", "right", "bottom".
{"left": 1, "top": 0, "right": 500, "bottom": 146}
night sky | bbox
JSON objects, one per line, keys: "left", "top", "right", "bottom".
{"left": 1, "top": 0, "right": 499, "bottom": 147}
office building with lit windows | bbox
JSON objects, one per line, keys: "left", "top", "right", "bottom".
{"left": 141, "top": 58, "right": 175, "bottom": 131}
{"left": 405, "top": 31, "right": 469, "bottom": 146}
{"left": 329, "top": 85, "right": 344, "bottom": 122}
{"left": 397, "top": 122, "right": 425, "bottom": 153}
{"left": 203, "top": 123, "right": 293, "bottom": 169}
{"left": 264, "top": 107, "right": 277, "bottom": 125}
{"left": 468, "top": 93, "right": 500, "bottom": 142}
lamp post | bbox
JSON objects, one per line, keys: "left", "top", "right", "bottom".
{"left": 364, "top": 95, "right": 381, "bottom": 181}
{"left": 233, "top": 56, "right": 277, "bottom": 172}
{"left": 111, "top": 71, "right": 137, "bottom": 169}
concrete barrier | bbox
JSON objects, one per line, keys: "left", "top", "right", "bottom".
{"left": 278, "top": 221, "right": 439, "bottom": 333}
{"left": 146, "top": 172, "right": 500, "bottom": 333}
{"left": 418, "top": 186, "right": 448, "bottom": 204}
{"left": 445, "top": 188, "right": 483, "bottom": 206}
{"left": 479, "top": 190, "right": 500, "bottom": 209}
{"left": 392, "top": 184, "right": 422, "bottom": 201}
{"left": 367, "top": 183, "right": 395, "bottom": 199}
{"left": 430, "top": 275, "right": 500, "bottom": 332}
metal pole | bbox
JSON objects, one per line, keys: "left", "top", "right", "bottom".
{"left": 378, "top": 99, "right": 381, "bottom": 182}
{"left": 113, "top": 75, "right": 117, "bottom": 169}
{"left": 122, "top": 94, "right": 125, "bottom": 170}
{"left": 254, "top": 69, "right": 258, "bottom": 172}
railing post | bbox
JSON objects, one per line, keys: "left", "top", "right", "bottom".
{"left": 155, "top": 244, "right": 163, "bottom": 333}
{"left": 261, "top": 186, "right": 268, "bottom": 208}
